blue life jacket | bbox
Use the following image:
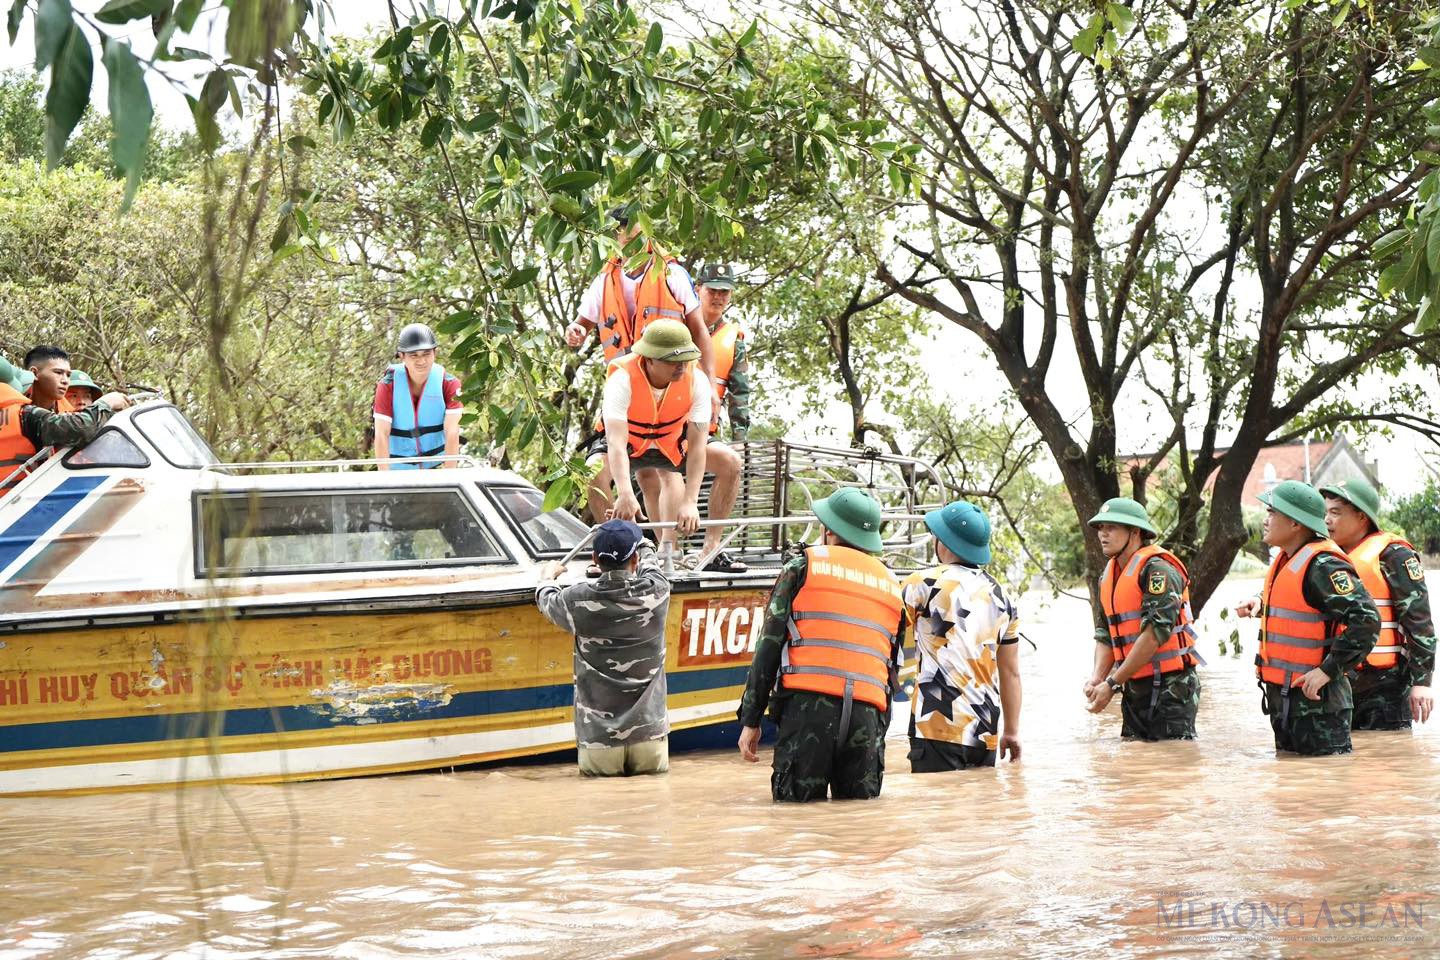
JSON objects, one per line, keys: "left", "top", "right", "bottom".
{"left": 387, "top": 363, "right": 447, "bottom": 469}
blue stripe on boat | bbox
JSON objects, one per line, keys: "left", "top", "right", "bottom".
{"left": 0, "top": 475, "right": 107, "bottom": 579}
{"left": 0, "top": 665, "right": 752, "bottom": 754}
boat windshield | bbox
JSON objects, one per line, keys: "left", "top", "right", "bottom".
{"left": 482, "top": 485, "right": 589, "bottom": 557}
{"left": 133, "top": 406, "right": 218, "bottom": 468}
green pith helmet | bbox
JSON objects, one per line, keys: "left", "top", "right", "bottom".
{"left": 0, "top": 355, "right": 19, "bottom": 391}
{"left": 813, "top": 488, "right": 885, "bottom": 553}
{"left": 925, "top": 500, "right": 992, "bottom": 566}
{"left": 696, "top": 263, "right": 737, "bottom": 289}
{"left": 1318, "top": 477, "right": 1383, "bottom": 531}
{"left": 1087, "top": 497, "right": 1158, "bottom": 536}
{"left": 632, "top": 319, "right": 700, "bottom": 362}
{"left": 1258, "top": 479, "right": 1329, "bottom": 538}
{"left": 17, "top": 369, "right": 34, "bottom": 391}
{"left": 67, "top": 370, "right": 101, "bottom": 397}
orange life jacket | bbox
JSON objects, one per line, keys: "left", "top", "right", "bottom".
{"left": 597, "top": 245, "right": 688, "bottom": 362}
{"left": 1098, "top": 544, "right": 1201, "bottom": 679}
{"left": 0, "top": 384, "right": 37, "bottom": 487}
{"left": 1257, "top": 538, "right": 1347, "bottom": 687}
{"left": 707, "top": 320, "right": 744, "bottom": 436}
{"left": 607, "top": 353, "right": 695, "bottom": 467}
{"left": 1348, "top": 531, "right": 1414, "bottom": 671}
{"left": 780, "top": 545, "right": 904, "bottom": 711}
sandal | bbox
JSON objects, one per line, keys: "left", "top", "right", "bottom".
{"left": 703, "top": 551, "right": 749, "bottom": 573}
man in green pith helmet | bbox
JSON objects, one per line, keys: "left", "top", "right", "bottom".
{"left": 1237, "top": 480, "right": 1379, "bottom": 755}
{"left": 736, "top": 488, "right": 907, "bottom": 802}
{"left": 1320, "top": 478, "right": 1435, "bottom": 730}
{"left": 1083, "top": 497, "right": 1204, "bottom": 740}
{"left": 64, "top": 371, "right": 103, "bottom": 412}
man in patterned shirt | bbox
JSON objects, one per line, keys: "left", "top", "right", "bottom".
{"left": 902, "top": 500, "right": 1022, "bottom": 771}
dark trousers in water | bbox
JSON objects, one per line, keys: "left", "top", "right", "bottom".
{"left": 1120, "top": 666, "right": 1199, "bottom": 741}
{"left": 770, "top": 691, "right": 885, "bottom": 802}
{"left": 1351, "top": 666, "right": 1412, "bottom": 731}
{"left": 908, "top": 737, "right": 994, "bottom": 772}
{"left": 1261, "top": 680, "right": 1352, "bottom": 755}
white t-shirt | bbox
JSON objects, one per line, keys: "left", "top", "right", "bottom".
{"left": 602, "top": 364, "right": 711, "bottom": 426}
{"left": 578, "top": 261, "right": 700, "bottom": 324}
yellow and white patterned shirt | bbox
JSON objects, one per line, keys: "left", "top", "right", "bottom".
{"left": 902, "top": 563, "right": 1019, "bottom": 749}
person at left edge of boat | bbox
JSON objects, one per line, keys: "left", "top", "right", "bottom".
{"left": 1083, "top": 497, "right": 1204, "bottom": 740}
{"left": 535, "top": 519, "right": 670, "bottom": 777}
{"left": 736, "top": 489, "right": 907, "bottom": 802}
{"left": 373, "top": 323, "right": 462, "bottom": 470}
{"left": 65, "top": 371, "right": 104, "bottom": 412}
{"left": 1237, "top": 480, "right": 1379, "bottom": 756}
{"left": 0, "top": 354, "right": 23, "bottom": 391}
{"left": 904, "top": 500, "right": 1022, "bottom": 772}
{"left": 23, "top": 345, "right": 77, "bottom": 413}
{"left": 1320, "top": 478, "right": 1435, "bottom": 729}
{"left": 2, "top": 379, "right": 131, "bottom": 486}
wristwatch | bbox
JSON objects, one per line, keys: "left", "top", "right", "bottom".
{"left": 1105, "top": 676, "right": 1123, "bottom": 694}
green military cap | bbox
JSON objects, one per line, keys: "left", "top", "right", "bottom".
{"left": 633, "top": 319, "right": 700, "bottom": 362}
{"left": 1258, "top": 479, "right": 1328, "bottom": 538}
{"left": 1087, "top": 497, "right": 1158, "bottom": 535}
{"left": 1317, "top": 477, "right": 1382, "bottom": 531}
{"left": 0, "top": 355, "right": 19, "bottom": 391}
{"left": 696, "top": 263, "right": 737, "bottom": 290}
{"left": 67, "top": 370, "right": 101, "bottom": 397}
{"left": 813, "top": 488, "right": 885, "bottom": 554}
{"left": 925, "top": 500, "right": 992, "bottom": 566}
{"left": 17, "top": 369, "right": 34, "bottom": 391}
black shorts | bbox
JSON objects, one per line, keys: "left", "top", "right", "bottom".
{"left": 908, "top": 737, "right": 996, "bottom": 772}
{"left": 630, "top": 450, "right": 683, "bottom": 474}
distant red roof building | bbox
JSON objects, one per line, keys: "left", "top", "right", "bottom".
{"left": 1122, "top": 434, "right": 1381, "bottom": 506}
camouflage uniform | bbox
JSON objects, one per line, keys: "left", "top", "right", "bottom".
{"left": 737, "top": 553, "right": 907, "bottom": 802}
{"left": 1350, "top": 542, "right": 1437, "bottom": 730}
{"left": 1094, "top": 556, "right": 1201, "bottom": 740}
{"left": 1260, "top": 550, "right": 1380, "bottom": 756}
{"left": 19, "top": 400, "right": 115, "bottom": 448}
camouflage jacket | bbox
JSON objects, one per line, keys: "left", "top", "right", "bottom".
{"left": 1092, "top": 555, "right": 1186, "bottom": 650}
{"left": 535, "top": 542, "right": 671, "bottom": 748}
{"left": 1375, "top": 542, "right": 1436, "bottom": 687}
{"left": 19, "top": 400, "right": 115, "bottom": 449}
{"left": 737, "top": 551, "right": 908, "bottom": 728}
{"left": 724, "top": 333, "right": 750, "bottom": 438}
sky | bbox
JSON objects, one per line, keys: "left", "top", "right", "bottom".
{"left": 2, "top": 3, "right": 1434, "bottom": 495}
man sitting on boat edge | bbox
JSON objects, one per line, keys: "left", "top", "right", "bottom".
{"left": 535, "top": 519, "right": 671, "bottom": 777}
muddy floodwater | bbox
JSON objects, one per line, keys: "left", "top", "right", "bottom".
{"left": 3, "top": 577, "right": 1438, "bottom": 959}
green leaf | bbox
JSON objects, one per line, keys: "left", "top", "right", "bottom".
{"left": 502, "top": 265, "right": 540, "bottom": 288}
{"left": 1331, "top": 1, "right": 1350, "bottom": 28}
{"left": 645, "top": 21, "right": 663, "bottom": 57}
{"left": 1378, "top": 261, "right": 1405, "bottom": 298}
{"left": 429, "top": 22, "right": 449, "bottom": 56}
{"left": 102, "top": 38, "right": 153, "bottom": 209}
{"left": 1425, "top": 214, "right": 1440, "bottom": 274}
{"left": 516, "top": 414, "right": 538, "bottom": 448}
{"left": 33, "top": 0, "right": 72, "bottom": 72}
{"left": 549, "top": 194, "right": 583, "bottom": 221}
{"left": 420, "top": 114, "right": 447, "bottom": 147}
{"left": 44, "top": 23, "right": 92, "bottom": 168}
{"left": 95, "top": 0, "right": 167, "bottom": 24}
{"left": 545, "top": 169, "right": 602, "bottom": 192}
{"left": 737, "top": 18, "right": 758, "bottom": 48}
{"left": 542, "top": 476, "right": 575, "bottom": 513}
{"left": 1105, "top": 3, "right": 1135, "bottom": 34}
{"left": 1373, "top": 228, "right": 1411, "bottom": 262}
{"left": 1071, "top": 24, "right": 1100, "bottom": 59}
{"left": 175, "top": 0, "right": 202, "bottom": 31}
{"left": 1421, "top": 46, "right": 1440, "bottom": 69}
{"left": 7, "top": 0, "right": 26, "bottom": 44}
{"left": 462, "top": 110, "right": 499, "bottom": 133}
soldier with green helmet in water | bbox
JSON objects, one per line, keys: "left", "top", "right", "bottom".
{"left": 1319, "top": 477, "right": 1435, "bottom": 730}
{"left": 1083, "top": 497, "right": 1204, "bottom": 740}
{"left": 1238, "top": 480, "right": 1379, "bottom": 755}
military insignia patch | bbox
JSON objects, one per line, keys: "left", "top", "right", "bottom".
{"left": 1148, "top": 572, "right": 1167, "bottom": 595}
{"left": 1329, "top": 570, "right": 1355, "bottom": 595}
{"left": 1406, "top": 556, "right": 1425, "bottom": 582}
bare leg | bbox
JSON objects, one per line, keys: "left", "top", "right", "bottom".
{"left": 635, "top": 468, "right": 664, "bottom": 541}
{"left": 653, "top": 470, "right": 686, "bottom": 552}
{"left": 585, "top": 454, "right": 614, "bottom": 523}
{"left": 702, "top": 441, "right": 741, "bottom": 553}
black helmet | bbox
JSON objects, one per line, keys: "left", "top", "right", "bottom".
{"left": 397, "top": 323, "right": 439, "bottom": 353}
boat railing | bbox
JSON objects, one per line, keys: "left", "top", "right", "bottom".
{"left": 556, "top": 513, "right": 936, "bottom": 579}
{"left": 200, "top": 454, "right": 484, "bottom": 474}
{"left": 0, "top": 446, "right": 56, "bottom": 502}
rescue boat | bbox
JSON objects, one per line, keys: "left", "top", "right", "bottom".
{"left": 0, "top": 401, "right": 938, "bottom": 796}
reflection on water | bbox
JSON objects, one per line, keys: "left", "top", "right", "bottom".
{"left": 3, "top": 579, "right": 1437, "bottom": 959}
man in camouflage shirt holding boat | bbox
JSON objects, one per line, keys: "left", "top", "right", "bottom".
{"left": 536, "top": 519, "right": 671, "bottom": 777}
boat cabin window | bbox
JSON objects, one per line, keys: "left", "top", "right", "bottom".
{"left": 481, "top": 484, "right": 590, "bottom": 556}
{"left": 134, "top": 406, "right": 217, "bottom": 469}
{"left": 197, "top": 488, "right": 507, "bottom": 576}
{"left": 62, "top": 428, "right": 151, "bottom": 469}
